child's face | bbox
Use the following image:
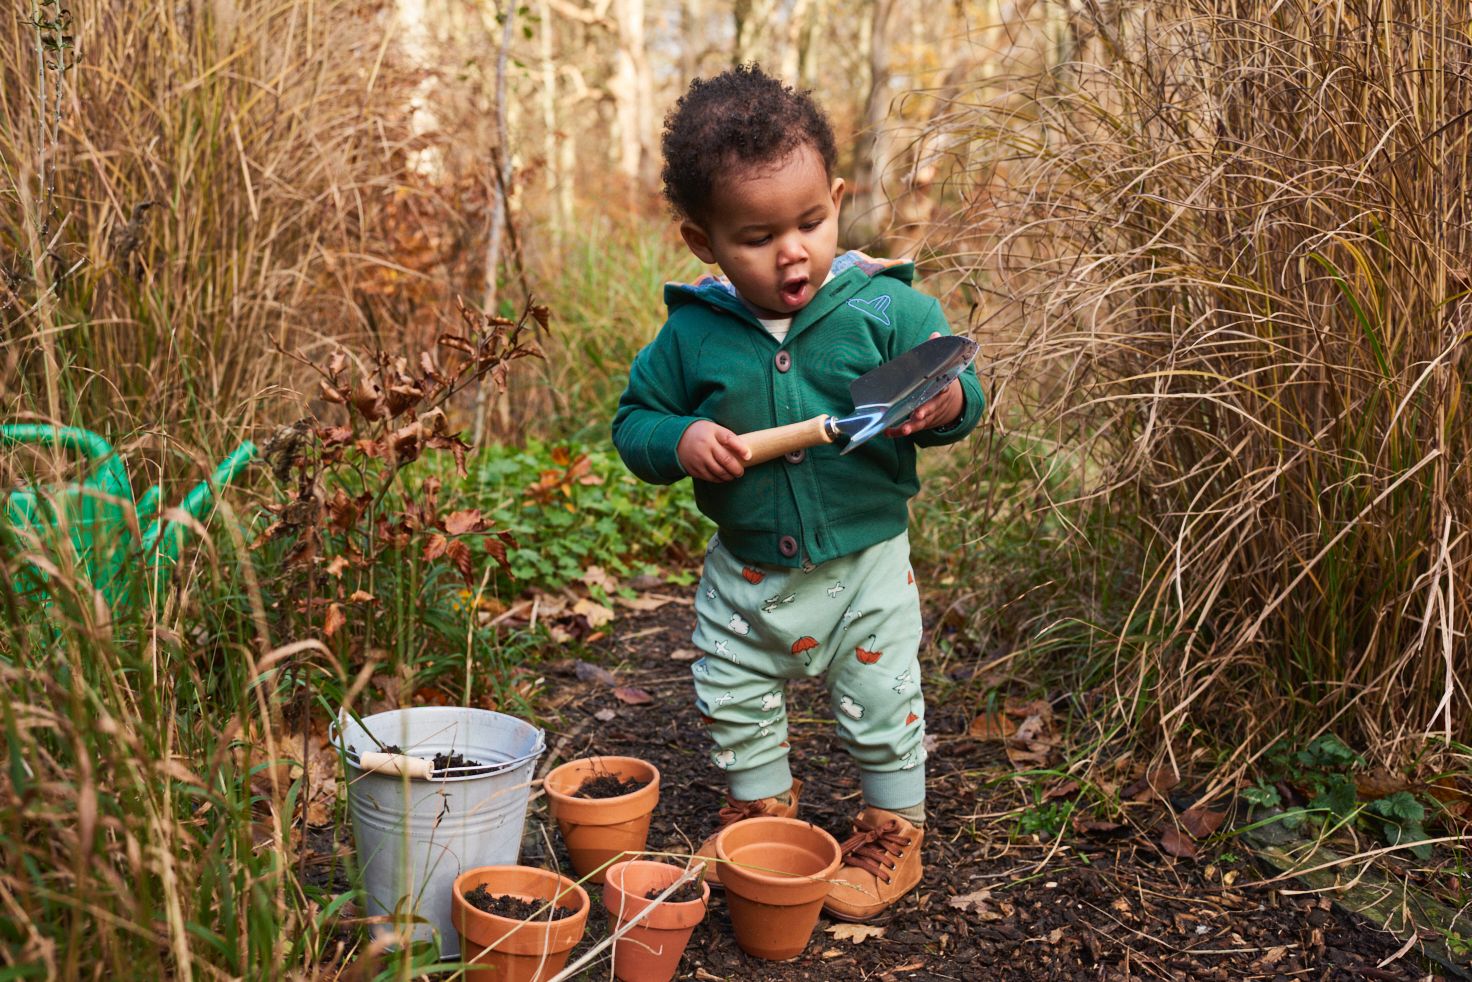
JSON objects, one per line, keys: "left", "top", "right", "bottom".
{"left": 679, "top": 146, "right": 845, "bottom": 319}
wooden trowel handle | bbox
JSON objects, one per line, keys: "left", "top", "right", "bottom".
{"left": 739, "top": 415, "right": 834, "bottom": 467}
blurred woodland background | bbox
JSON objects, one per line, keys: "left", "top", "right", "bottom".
{"left": 2, "top": 0, "right": 1471, "bottom": 976}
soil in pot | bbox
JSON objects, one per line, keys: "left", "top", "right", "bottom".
{"left": 463, "top": 885, "right": 578, "bottom": 920}
{"left": 574, "top": 773, "right": 649, "bottom": 798}
{"left": 644, "top": 880, "right": 703, "bottom": 903}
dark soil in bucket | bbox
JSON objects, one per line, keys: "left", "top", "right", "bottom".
{"left": 572, "top": 773, "right": 649, "bottom": 798}
{"left": 463, "top": 884, "right": 579, "bottom": 920}
{"left": 369, "top": 745, "right": 494, "bottom": 777}
{"left": 644, "top": 879, "right": 704, "bottom": 904}
{"left": 431, "top": 750, "right": 493, "bottom": 776}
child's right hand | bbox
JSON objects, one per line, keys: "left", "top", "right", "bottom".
{"left": 678, "top": 420, "right": 751, "bottom": 482}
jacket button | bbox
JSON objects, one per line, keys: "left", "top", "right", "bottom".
{"left": 778, "top": 535, "right": 798, "bottom": 558}
{"left": 784, "top": 449, "right": 806, "bottom": 464}
{"left": 774, "top": 351, "right": 791, "bottom": 373}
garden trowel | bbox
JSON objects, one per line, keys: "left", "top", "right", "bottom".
{"left": 740, "top": 334, "right": 979, "bottom": 467}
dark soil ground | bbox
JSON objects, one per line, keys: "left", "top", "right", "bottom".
{"left": 518, "top": 601, "right": 1454, "bottom": 982}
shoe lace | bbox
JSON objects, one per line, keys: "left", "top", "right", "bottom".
{"left": 716, "top": 797, "right": 772, "bottom": 828}
{"left": 838, "top": 819, "right": 912, "bottom": 883}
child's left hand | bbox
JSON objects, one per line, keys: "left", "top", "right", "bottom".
{"left": 885, "top": 333, "right": 965, "bottom": 437}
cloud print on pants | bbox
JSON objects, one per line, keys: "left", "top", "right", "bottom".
{"left": 728, "top": 612, "right": 750, "bottom": 636}
{"left": 839, "top": 695, "right": 865, "bottom": 720}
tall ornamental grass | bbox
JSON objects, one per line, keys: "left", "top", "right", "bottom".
{"left": 941, "top": 1, "right": 1471, "bottom": 764}
{"left": 1, "top": 0, "right": 422, "bottom": 443}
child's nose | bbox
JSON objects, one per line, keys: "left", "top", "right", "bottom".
{"left": 776, "top": 234, "right": 806, "bottom": 266}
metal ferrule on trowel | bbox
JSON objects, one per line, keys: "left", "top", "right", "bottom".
{"left": 739, "top": 335, "right": 979, "bottom": 467}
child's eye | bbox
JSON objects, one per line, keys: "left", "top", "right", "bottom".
{"left": 800, "top": 221, "right": 822, "bottom": 231}
{"left": 745, "top": 235, "right": 772, "bottom": 246}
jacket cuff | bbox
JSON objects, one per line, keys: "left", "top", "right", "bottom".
{"left": 637, "top": 415, "right": 701, "bottom": 483}
{"left": 912, "top": 375, "right": 985, "bottom": 447}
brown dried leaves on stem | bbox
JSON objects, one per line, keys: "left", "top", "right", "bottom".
{"left": 256, "top": 298, "right": 544, "bottom": 641}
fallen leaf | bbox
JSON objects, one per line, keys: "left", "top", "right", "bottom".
{"left": 1159, "top": 825, "right": 1199, "bottom": 859}
{"left": 572, "top": 597, "right": 615, "bottom": 628}
{"left": 1180, "top": 804, "right": 1226, "bottom": 839}
{"left": 615, "top": 595, "right": 670, "bottom": 612}
{"left": 613, "top": 686, "right": 653, "bottom": 706}
{"left": 594, "top": 708, "right": 617, "bottom": 722}
{"left": 1071, "top": 815, "right": 1125, "bottom": 835}
{"left": 826, "top": 923, "right": 885, "bottom": 944}
{"left": 1124, "top": 765, "right": 1180, "bottom": 801}
{"left": 1013, "top": 713, "right": 1050, "bottom": 743}
{"left": 581, "top": 565, "right": 619, "bottom": 593}
{"left": 668, "top": 648, "right": 699, "bottom": 662}
{"left": 574, "top": 661, "right": 617, "bottom": 686}
{"left": 968, "top": 710, "right": 1011, "bottom": 741}
{"left": 1043, "top": 779, "right": 1080, "bottom": 801}
{"left": 947, "top": 888, "right": 992, "bottom": 912}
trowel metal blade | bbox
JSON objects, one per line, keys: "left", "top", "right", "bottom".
{"left": 833, "top": 335, "right": 979, "bottom": 453}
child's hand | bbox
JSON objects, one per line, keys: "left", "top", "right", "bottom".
{"left": 886, "top": 332, "right": 965, "bottom": 437}
{"left": 678, "top": 420, "right": 752, "bottom": 482}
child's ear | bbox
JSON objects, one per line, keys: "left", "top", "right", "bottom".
{"left": 830, "top": 177, "right": 847, "bottom": 210}
{"left": 679, "top": 220, "right": 718, "bottom": 264}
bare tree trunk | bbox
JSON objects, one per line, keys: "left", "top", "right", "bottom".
{"left": 798, "top": 0, "right": 825, "bottom": 88}
{"left": 732, "top": 0, "right": 777, "bottom": 65}
{"left": 779, "top": 0, "right": 811, "bottom": 82}
{"left": 473, "top": 0, "right": 518, "bottom": 446}
{"left": 846, "top": 0, "right": 900, "bottom": 247}
{"left": 681, "top": 0, "right": 705, "bottom": 80}
{"left": 609, "top": 0, "right": 652, "bottom": 192}
{"left": 538, "top": 0, "right": 565, "bottom": 251}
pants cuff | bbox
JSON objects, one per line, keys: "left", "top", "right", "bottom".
{"left": 726, "top": 756, "right": 794, "bottom": 801}
{"left": 860, "top": 766, "right": 926, "bottom": 811}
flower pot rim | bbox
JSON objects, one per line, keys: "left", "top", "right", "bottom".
{"left": 602, "top": 859, "right": 710, "bottom": 931}
{"left": 543, "top": 755, "right": 661, "bottom": 803}
{"left": 714, "top": 817, "right": 842, "bottom": 890}
{"left": 451, "top": 865, "right": 590, "bottom": 956}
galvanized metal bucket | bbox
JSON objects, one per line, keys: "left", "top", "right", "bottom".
{"left": 336, "top": 706, "right": 546, "bottom": 959}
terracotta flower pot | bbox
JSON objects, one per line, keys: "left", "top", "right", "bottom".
{"left": 601, "top": 860, "right": 710, "bottom": 982}
{"left": 451, "top": 866, "right": 590, "bottom": 981}
{"left": 715, "top": 816, "right": 841, "bottom": 961}
{"left": 543, "top": 756, "right": 660, "bottom": 884}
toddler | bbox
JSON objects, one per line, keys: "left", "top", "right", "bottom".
{"left": 611, "top": 65, "right": 983, "bottom": 921}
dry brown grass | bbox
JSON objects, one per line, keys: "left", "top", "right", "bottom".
{"left": 933, "top": 0, "right": 1472, "bottom": 771}
{"left": 0, "top": 0, "right": 492, "bottom": 453}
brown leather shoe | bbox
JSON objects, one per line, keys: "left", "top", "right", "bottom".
{"left": 691, "top": 778, "right": 803, "bottom": 888}
{"left": 822, "top": 806, "right": 924, "bottom": 922}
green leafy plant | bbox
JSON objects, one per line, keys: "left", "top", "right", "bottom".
{"left": 464, "top": 438, "right": 704, "bottom": 594}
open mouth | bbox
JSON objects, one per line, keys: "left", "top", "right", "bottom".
{"left": 778, "top": 277, "right": 809, "bottom": 307}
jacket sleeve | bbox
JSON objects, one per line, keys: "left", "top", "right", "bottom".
{"left": 611, "top": 327, "right": 704, "bottom": 485}
{"left": 905, "top": 297, "right": 985, "bottom": 448}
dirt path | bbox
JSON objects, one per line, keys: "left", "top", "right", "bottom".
{"left": 518, "top": 602, "right": 1440, "bottom": 981}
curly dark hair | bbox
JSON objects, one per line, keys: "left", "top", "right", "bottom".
{"left": 660, "top": 64, "right": 838, "bottom": 224}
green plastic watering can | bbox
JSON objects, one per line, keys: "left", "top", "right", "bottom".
{"left": 2, "top": 424, "right": 257, "bottom": 608}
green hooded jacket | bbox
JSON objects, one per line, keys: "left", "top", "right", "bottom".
{"left": 612, "top": 250, "right": 985, "bottom": 568}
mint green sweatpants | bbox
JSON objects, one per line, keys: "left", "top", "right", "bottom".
{"left": 690, "top": 531, "right": 926, "bottom": 809}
